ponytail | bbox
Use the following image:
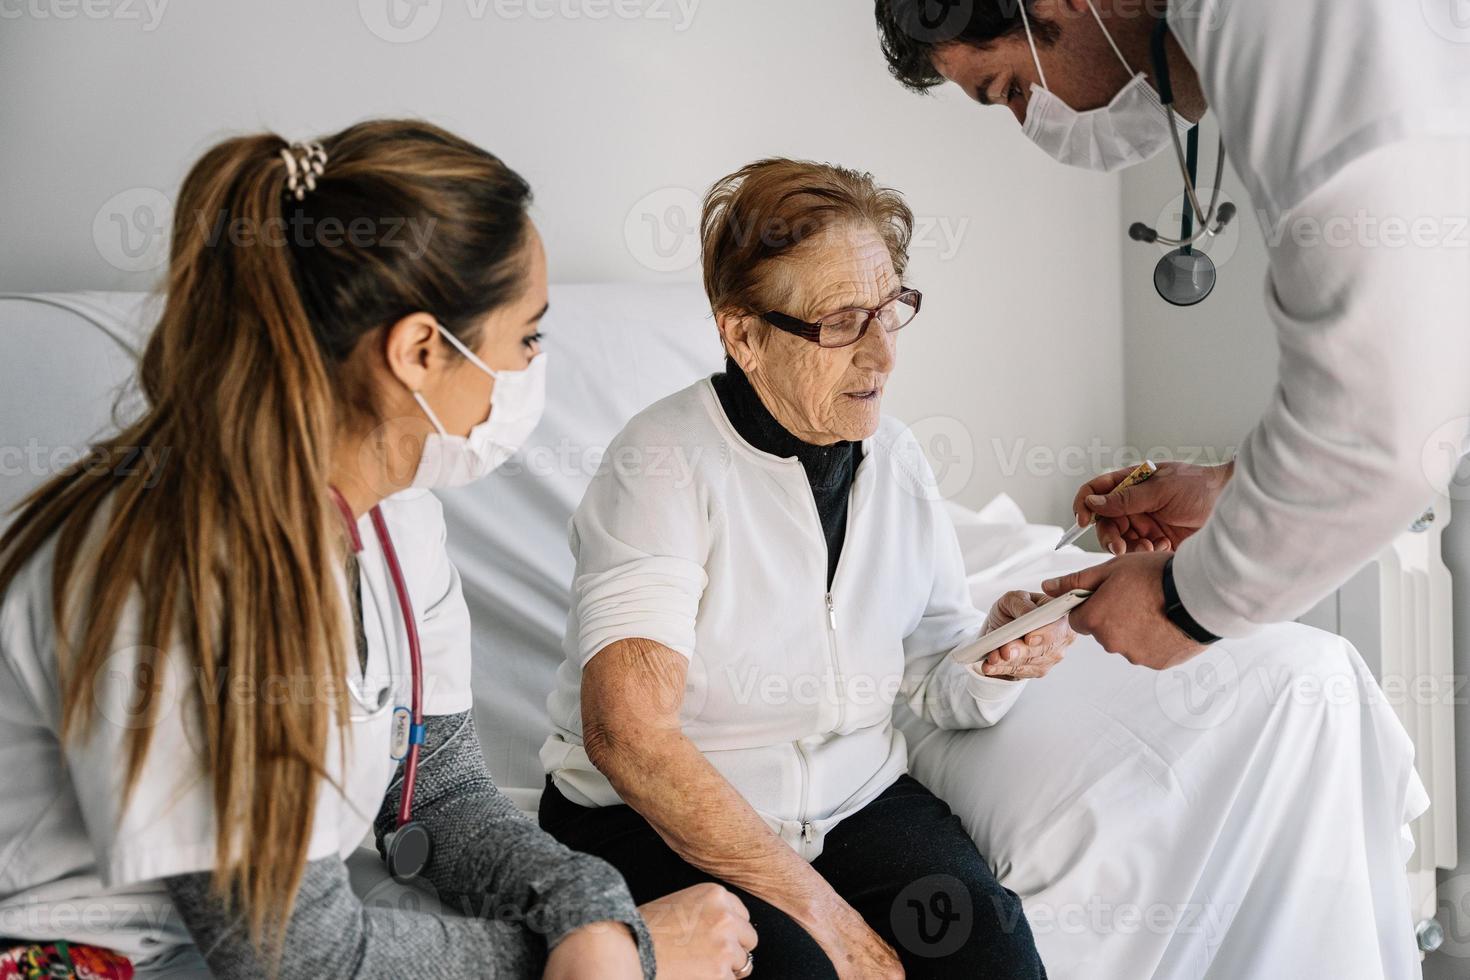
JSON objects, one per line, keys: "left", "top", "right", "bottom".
{"left": 0, "top": 119, "right": 533, "bottom": 955}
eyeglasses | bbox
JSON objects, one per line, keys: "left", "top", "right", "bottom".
{"left": 759, "top": 288, "right": 922, "bottom": 349}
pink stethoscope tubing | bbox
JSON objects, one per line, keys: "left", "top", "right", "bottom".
{"left": 329, "top": 488, "right": 424, "bottom": 828}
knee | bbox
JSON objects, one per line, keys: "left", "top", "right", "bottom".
{"left": 889, "top": 874, "right": 1044, "bottom": 979}
{"left": 972, "top": 885, "right": 1045, "bottom": 978}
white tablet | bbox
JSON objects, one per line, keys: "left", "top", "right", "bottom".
{"left": 950, "top": 589, "right": 1092, "bottom": 665}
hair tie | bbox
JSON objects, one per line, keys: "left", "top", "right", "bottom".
{"left": 280, "top": 141, "right": 328, "bottom": 200}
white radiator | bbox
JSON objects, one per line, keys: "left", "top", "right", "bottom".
{"left": 1298, "top": 494, "right": 1457, "bottom": 951}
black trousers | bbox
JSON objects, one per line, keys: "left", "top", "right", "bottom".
{"left": 539, "top": 774, "right": 1046, "bottom": 980}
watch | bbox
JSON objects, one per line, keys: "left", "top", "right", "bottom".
{"left": 1161, "top": 557, "right": 1221, "bottom": 645}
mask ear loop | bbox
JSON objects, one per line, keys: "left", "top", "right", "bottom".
{"left": 411, "top": 391, "right": 449, "bottom": 436}
{"left": 410, "top": 320, "right": 500, "bottom": 435}
{"left": 1083, "top": 0, "right": 1137, "bottom": 76}
{"left": 1015, "top": 2, "right": 1049, "bottom": 90}
{"left": 430, "top": 320, "right": 501, "bottom": 378}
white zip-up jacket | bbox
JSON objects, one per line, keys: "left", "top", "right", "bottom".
{"left": 541, "top": 378, "right": 1025, "bottom": 859}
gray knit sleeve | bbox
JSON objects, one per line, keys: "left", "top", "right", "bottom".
{"left": 374, "top": 710, "right": 656, "bottom": 979}
{"left": 164, "top": 854, "right": 541, "bottom": 978}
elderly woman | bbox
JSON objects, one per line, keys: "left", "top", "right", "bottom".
{"left": 539, "top": 159, "right": 1065, "bottom": 980}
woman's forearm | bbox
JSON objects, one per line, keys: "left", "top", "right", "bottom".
{"left": 374, "top": 711, "right": 655, "bottom": 977}
{"left": 165, "top": 855, "right": 538, "bottom": 979}
{"left": 582, "top": 638, "right": 847, "bottom": 936}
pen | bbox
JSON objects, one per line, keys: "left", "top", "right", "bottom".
{"left": 1055, "top": 460, "right": 1158, "bottom": 550}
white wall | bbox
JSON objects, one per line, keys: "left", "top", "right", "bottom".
{"left": 1120, "top": 123, "right": 1470, "bottom": 973}
{"left": 0, "top": 0, "right": 1126, "bottom": 522}
{"left": 1118, "top": 119, "right": 1274, "bottom": 467}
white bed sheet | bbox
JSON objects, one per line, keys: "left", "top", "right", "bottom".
{"left": 904, "top": 498, "right": 1430, "bottom": 979}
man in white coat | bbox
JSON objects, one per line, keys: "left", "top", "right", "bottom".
{"left": 873, "top": 0, "right": 1470, "bottom": 667}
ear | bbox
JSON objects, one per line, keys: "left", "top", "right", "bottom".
{"left": 715, "top": 310, "right": 763, "bottom": 373}
{"left": 383, "top": 313, "right": 441, "bottom": 392}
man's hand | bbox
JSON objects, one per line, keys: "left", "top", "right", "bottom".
{"left": 639, "top": 884, "right": 758, "bottom": 980}
{"left": 1042, "top": 552, "right": 1207, "bottom": 670}
{"left": 1072, "top": 461, "right": 1233, "bottom": 555}
{"left": 976, "top": 590, "right": 1074, "bottom": 679}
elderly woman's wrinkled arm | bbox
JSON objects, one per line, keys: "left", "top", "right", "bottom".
{"left": 581, "top": 636, "right": 904, "bottom": 980}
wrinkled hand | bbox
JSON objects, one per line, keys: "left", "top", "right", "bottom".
{"left": 1041, "top": 552, "right": 1207, "bottom": 670}
{"left": 976, "top": 590, "right": 1074, "bottom": 679}
{"left": 813, "top": 904, "right": 904, "bottom": 980}
{"left": 1072, "top": 461, "right": 1233, "bottom": 555}
{"left": 639, "top": 884, "right": 758, "bottom": 980}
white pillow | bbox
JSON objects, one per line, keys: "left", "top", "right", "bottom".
{"left": 945, "top": 493, "right": 1073, "bottom": 587}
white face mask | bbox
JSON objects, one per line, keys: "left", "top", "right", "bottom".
{"left": 409, "top": 323, "right": 547, "bottom": 490}
{"left": 1016, "top": 0, "right": 1191, "bottom": 173}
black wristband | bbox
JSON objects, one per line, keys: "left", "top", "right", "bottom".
{"left": 1161, "top": 557, "right": 1221, "bottom": 645}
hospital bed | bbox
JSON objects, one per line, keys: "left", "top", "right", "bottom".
{"left": 0, "top": 287, "right": 1451, "bottom": 979}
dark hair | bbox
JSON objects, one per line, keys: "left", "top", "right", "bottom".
{"left": 700, "top": 158, "right": 914, "bottom": 317}
{"left": 272, "top": 120, "right": 534, "bottom": 410}
{"left": 875, "top": 0, "right": 1058, "bottom": 92}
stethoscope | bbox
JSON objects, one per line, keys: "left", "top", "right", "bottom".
{"left": 330, "top": 487, "right": 432, "bottom": 883}
{"left": 1127, "top": 18, "right": 1237, "bottom": 306}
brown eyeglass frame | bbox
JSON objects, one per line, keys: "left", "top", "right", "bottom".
{"left": 759, "top": 288, "right": 923, "bottom": 348}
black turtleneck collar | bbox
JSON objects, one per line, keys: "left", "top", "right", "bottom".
{"left": 711, "top": 358, "right": 860, "bottom": 488}
{"left": 712, "top": 357, "right": 860, "bottom": 587}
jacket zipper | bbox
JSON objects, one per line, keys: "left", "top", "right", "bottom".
{"left": 795, "top": 738, "right": 813, "bottom": 844}
{"left": 823, "top": 491, "right": 856, "bottom": 733}
{"left": 798, "top": 455, "right": 863, "bottom": 847}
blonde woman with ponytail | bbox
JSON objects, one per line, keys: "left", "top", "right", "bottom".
{"left": 0, "top": 120, "right": 756, "bottom": 980}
